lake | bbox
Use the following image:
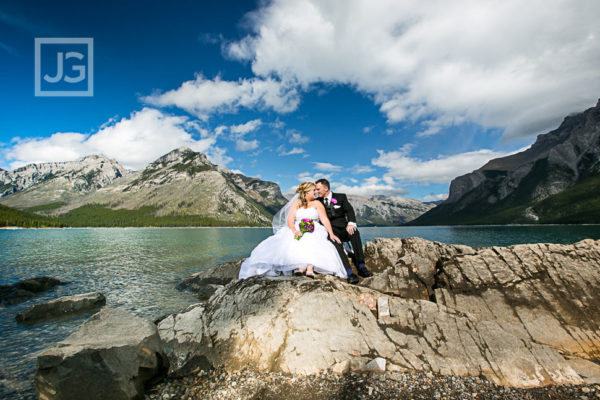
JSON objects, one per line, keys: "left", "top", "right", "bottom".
{"left": 2, "top": 225, "right": 600, "bottom": 399}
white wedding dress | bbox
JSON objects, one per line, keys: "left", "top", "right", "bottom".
{"left": 238, "top": 207, "right": 348, "bottom": 279}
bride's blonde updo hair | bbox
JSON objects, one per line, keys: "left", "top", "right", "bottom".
{"left": 296, "top": 182, "right": 315, "bottom": 209}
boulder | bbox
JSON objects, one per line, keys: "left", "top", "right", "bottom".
{"left": 16, "top": 292, "right": 106, "bottom": 323}
{"left": 157, "top": 303, "right": 210, "bottom": 377}
{"left": 363, "top": 237, "right": 474, "bottom": 300}
{"left": 158, "top": 275, "right": 591, "bottom": 387}
{"left": 0, "top": 277, "right": 67, "bottom": 305}
{"left": 35, "top": 308, "right": 168, "bottom": 400}
{"left": 176, "top": 259, "right": 243, "bottom": 301}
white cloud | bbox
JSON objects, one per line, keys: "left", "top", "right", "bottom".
{"left": 332, "top": 176, "right": 408, "bottom": 197}
{"left": 270, "top": 118, "right": 286, "bottom": 129}
{"left": 4, "top": 132, "right": 89, "bottom": 168}
{"left": 206, "top": 146, "right": 233, "bottom": 167}
{"left": 226, "top": 0, "right": 600, "bottom": 139}
{"left": 236, "top": 139, "right": 259, "bottom": 152}
{"left": 423, "top": 193, "right": 448, "bottom": 202}
{"left": 287, "top": 129, "right": 310, "bottom": 144}
{"left": 231, "top": 119, "right": 262, "bottom": 135}
{"left": 373, "top": 148, "right": 520, "bottom": 184}
{"left": 353, "top": 164, "right": 374, "bottom": 174}
{"left": 141, "top": 74, "right": 300, "bottom": 120}
{"left": 279, "top": 146, "right": 305, "bottom": 156}
{"left": 298, "top": 171, "right": 332, "bottom": 181}
{"left": 313, "top": 162, "right": 341, "bottom": 172}
{"left": 4, "top": 107, "right": 227, "bottom": 170}
{"left": 198, "top": 32, "right": 224, "bottom": 45}
{"left": 362, "top": 125, "right": 374, "bottom": 134}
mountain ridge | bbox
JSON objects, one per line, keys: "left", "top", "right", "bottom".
{"left": 0, "top": 154, "right": 132, "bottom": 207}
{"left": 412, "top": 99, "right": 600, "bottom": 225}
{"left": 1, "top": 147, "right": 433, "bottom": 226}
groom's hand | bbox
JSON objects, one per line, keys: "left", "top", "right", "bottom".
{"left": 346, "top": 224, "right": 357, "bottom": 235}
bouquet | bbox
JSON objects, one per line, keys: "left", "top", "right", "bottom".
{"left": 295, "top": 218, "right": 315, "bottom": 240}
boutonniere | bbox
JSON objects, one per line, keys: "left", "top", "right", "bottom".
{"left": 330, "top": 198, "right": 338, "bottom": 205}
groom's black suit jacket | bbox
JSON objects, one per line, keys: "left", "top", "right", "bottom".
{"left": 318, "top": 192, "right": 357, "bottom": 229}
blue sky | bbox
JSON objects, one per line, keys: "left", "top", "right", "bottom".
{"left": 1, "top": 0, "right": 599, "bottom": 200}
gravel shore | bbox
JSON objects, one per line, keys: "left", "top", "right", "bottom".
{"left": 145, "top": 368, "right": 600, "bottom": 400}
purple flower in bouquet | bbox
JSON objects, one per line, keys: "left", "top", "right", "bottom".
{"left": 295, "top": 218, "right": 315, "bottom": 240}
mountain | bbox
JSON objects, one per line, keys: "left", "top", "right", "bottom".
{"left": 348, "top": 195, "right": 435, "bottom": 225}
{"left": 0, "top": 154, "right": 131, "bottom": 211}
{"left": 43, "top": 147, "right": 287, "bottom": 226}
{"left": 0, "top": 147, "right": 433, "bottom": 227}
{"left": 412, "top": 99, "right": 600, "bottom": 225}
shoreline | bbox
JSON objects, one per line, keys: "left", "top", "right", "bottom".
{"left": 0, "top": 225, "right": 273, "bottom": 230}
{"left": 3, "top": 223, "right": 600, "bottom": 230}
{"left": 145, "top": 367, "right": 600, "bottom": 400}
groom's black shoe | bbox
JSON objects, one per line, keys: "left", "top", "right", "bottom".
{"left": 357, "top": 264, "right": 373, "bottom": 278}
{"left": 347, "top": 273, "right": 359, "bottom": 284}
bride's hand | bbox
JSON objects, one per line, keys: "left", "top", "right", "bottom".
{"left": 330, "top": 234, "right": 341, "bottom": 243}
{"left": 294, "top": 230, "right": 302, "bottom": 236}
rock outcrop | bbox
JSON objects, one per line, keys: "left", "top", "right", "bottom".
{"left": 16, "top": 292, "right": 106, "bottom": 323}
{"left": 363, "top": 237, "right": 600, "bottom": 363}
{"left": 160, "top": 237, "right": 600, "bottom": 388}
{"left": 0, "top": 277, "right": 67, "bottom": 305}
{"left": 35, "top": 308, "right": 168, "bottom": 400}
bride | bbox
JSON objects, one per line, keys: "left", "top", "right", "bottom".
{"left": 238, "top": 182, "right": 348, "bottom": 279}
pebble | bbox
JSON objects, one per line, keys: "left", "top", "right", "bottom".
{"left": 144, "top": 367, "right": 600, "bottom": 400}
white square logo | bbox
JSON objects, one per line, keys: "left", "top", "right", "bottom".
{"left": 35, "top": 37, "right": 94, "bottom": 97}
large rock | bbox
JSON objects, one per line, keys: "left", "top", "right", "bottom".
{"left": 158, "top": 275, "right": 594, "bottom": 388}
{"left": 157, "top": 303, "right": 209, "bottom": 376}
{"left": 16, "top": 292, "right": 106, "bottom": 323}
{"left": 0, "top": 277, "right": 67, "bottom": 305}
{"left": 363, "top": 237, "right": 474, "bottom": 299}
{"left": 176, "top": 259, "right": 243, "bottom": 301}
{"left": 35, "top": 308, "right": 168, "bottom": 400}
{"left": 363, "top": 237, "right": 600, "bottom": 362}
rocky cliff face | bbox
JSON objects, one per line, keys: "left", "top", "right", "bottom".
{"left": 55, "top": 147, "right": 286, "bottom": 225}
{"left": 0, "top": 155, "right": 131, "bottom": 208}
{"left": 414, "top": 100, "right": 600, "bottom": 224}
{"left": 221, "top": 170, "right": 288, "bottom": 215}
{"left": 348, "top": 195, "right": 435, "bottom": 225}
{"left": 160, "top": 237, "right": 600, "bottom": 388}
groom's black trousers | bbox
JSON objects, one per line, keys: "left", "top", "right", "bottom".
{"left": 332, "top": 226, "right": 365, "bottom": 267}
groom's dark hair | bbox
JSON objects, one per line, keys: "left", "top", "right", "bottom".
{"left": 315, "top": 178, "right": 330, "bottom": 189}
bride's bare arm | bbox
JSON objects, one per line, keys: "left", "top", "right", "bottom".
{"left": 287, "top": 201, "right": 301, "bottom": 235}
{"left": 315, "top": 202, "right": 341, "bottom": 243}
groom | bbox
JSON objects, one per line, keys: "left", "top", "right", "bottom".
{"left": 315, "top": 178, "right": 373, "bottom": 284}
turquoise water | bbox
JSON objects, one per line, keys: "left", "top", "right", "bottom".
{"left": 2, "top": 225, "right": 600, "bottom": 399}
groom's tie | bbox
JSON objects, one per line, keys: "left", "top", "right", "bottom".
{"left": 325, "top": 198, "right": 329, "bottom": 206}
